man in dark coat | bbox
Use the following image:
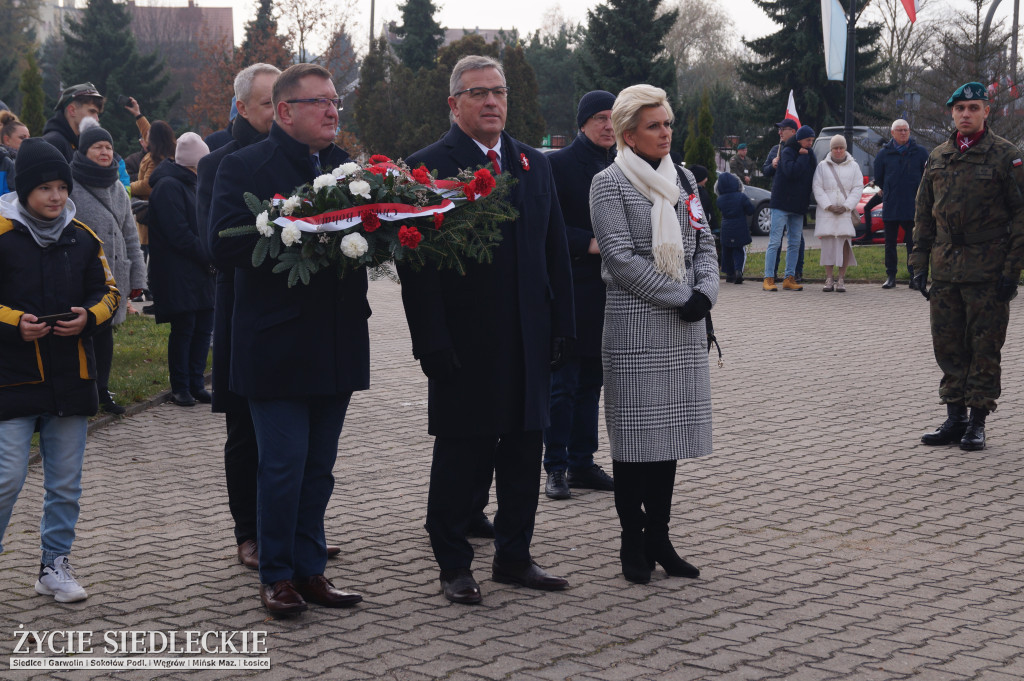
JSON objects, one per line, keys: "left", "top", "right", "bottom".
{"left": 874, "top": 118, "right": 930, "bottom": 289}
{"left": 42, "top": 83, "right": 105, "bottom": 162}
{"left": 209, "top": 63, "right": 367, "bottom": 617}
{"left": 763, "top": 123, "right": 816, "bottom": 291}
{"left": 398, "top": 55, "right": 576, "bottom": 605}
{"left": 761, "top": 119, "right": 805, "bottom": 283}
{"left": 543, "top": 90, "right": 616, "bottom": 501}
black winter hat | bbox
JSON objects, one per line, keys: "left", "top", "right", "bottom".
{"left": 15, "top": 138, "right": 74, "bottom": 205}
{"left": 577, "top": 90, "right": 616, "bottom": 129}
{"left": 689, "top": 164, "right": 708, "bottom": 184}
{"left": 78, "top": 118, "right": 114, "bottom": 155}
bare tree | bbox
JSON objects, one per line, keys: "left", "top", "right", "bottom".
{"left": 863, "top": 0, "right": 935, "bottom": 124}
{"left": 664, "top": 0, "right": 740, "bottom": 92}
{"left": 277, "top": 0, "right": 332, "bottom": 63}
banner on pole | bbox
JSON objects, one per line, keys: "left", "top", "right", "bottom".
{"left": 821, "top": 0, "right": 848, "bottom": 81}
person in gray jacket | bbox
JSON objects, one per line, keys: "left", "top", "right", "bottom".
{"left": 69, "top": 119, "right": 146, "bottom": 414}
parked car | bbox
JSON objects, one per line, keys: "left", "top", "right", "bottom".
{"left": 852, "top": 184, "right": 907, "bottom": 244}
{"left": 743, "top": 183, "right": 772, "bottom": 237}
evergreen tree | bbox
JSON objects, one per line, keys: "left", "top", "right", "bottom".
{"left": 739, "top": 0, "right": 888, "bottom": 132}
{"left": 524, "top": 23, "right": 585, "bottom": 140}
{"left": 237, "top": 0, "right": 291, "bottom": 68}
{"left": 18, "top": 52, "right": 46, "bottom": 136}
{"left": 577, "top": 0, "right": 677, "bottom": 98}
{"left": 61, "top": 0, "right": 175, "bottom": 155}
{"left": 353, "top": 37, "right": 403, "bottom": 158}
{"left": 394, "top": 0, "right": 445, "bottom": 71}
{"left": 502, "top": 43, "right": 545, "bottom": 146}
{"left": 0, "top": 0, "right": 41, "bottom": 108}
{"left": 682, "top": 92, "right": 718, "bottom": 224}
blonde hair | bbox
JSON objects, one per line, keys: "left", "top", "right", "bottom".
{"left": 611, "top": 84, "right": 674, "bottom": 153}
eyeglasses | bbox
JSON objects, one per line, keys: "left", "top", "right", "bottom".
{"left": 452, "top": 86, "right": 510, "bottom": 100}
{"left": 285, "top": 97, "right": 343, "bottom": 111}
{"left": 590, "top": 114, "right": 611, "bottom": 124}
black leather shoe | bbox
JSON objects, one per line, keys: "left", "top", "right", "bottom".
{"left": 99, "top": 391, "right": 126, "bottom": 415}
{"left": 294, "top": 574, "right": 362, "bottom": 607}
{"left": 170, "top": 391, "right": 196, "bottom": 406}
{"left": 237, "top": 539, "right": 258, "bottom": 569}
{"left": 492, "top": 559, "right": 568, "bottom": 591}
{"left": 466, "top": 514, "right": 495, "bottom": 538}
{"left": 921, "top": 404, "right": 969, "bottom": 445}
{"left": 908, "top": 277, "right": 919, "bottom": 290}
{"left": 440, "top": 568, "right": 482, "bottom": 604}
{"left": 567, "top": 464, "right": 614, "bottom": 491}
{"left": 545, "top": 470, "right": 570, "bottom": 499}
{"left": 645, "top": 536, "right": 700, "bottom": 578}
{"left": 960, "top": 408, "right": 988, "bottom": 451}
{"left": 191, "top": 388, "right": 213, "bottom": 403}
{"left": 882, "top": 275, "right": 896, "bottom": 289}
{"left": 260, "top": 580, "right": 307, "bottom": 616}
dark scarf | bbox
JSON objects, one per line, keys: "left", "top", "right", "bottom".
{"left": 71, "top": 150, "right": 120, "bottom": 188}
{"left": 230, "top": 114, "right": 266, "bottom": 147}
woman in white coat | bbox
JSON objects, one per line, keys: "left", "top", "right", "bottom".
{"left": 812, "top": 134, "right": 864, "bottom": 292}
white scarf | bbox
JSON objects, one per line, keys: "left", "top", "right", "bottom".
{"left": 614, "top": 146, "right": 686, "bottom": 281}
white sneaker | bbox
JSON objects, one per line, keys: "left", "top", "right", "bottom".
{"left": 35, "top": 556, "right": 88, "bottom": 602}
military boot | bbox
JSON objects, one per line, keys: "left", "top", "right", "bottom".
{"left": 960, "top": 408, "right": 988, "bottom": 451}
{"left": 921, "top": 403, "right": 969, "bottom": 445}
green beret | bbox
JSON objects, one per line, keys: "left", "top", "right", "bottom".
{"left": 946, "top": 82, "right": 988, "bottom": 107}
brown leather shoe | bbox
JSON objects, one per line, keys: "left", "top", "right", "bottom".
{"left": 492, "top": 560, "right": 569, "bottom": 591}
{"left": 327, "top": 545, "right": 342, "bottom": 558}
{"left": 440, "top": 568, "right": 482, "bottom": 604}
{"left": 294, "top": 574, "right": 362, "bottom": 608}
{"left": 762, "top": 277, "right": 778, "bottom": 291}
{"left": 260, "top": 580, "right": 307, "bottom": 616}
{"left": 237, "top": 539, "right": 258, "bottom": 569}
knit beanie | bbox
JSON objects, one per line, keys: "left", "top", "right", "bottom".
{"left": 15, "top": 138, "right": 74, "bottom": 205}
{"left": 78, "top": 117, "right": 114, "bottom": 154}
{"left": 796, "top": 125, "right": 816, "bottom": 141}
{"left": 175, "top": 132, "right": 209, "bottom": 168}
{"left": 689, "top": 164, "right": 708, "bottom": 184}
{"left": 577, "top": 90, "right": 616, "bottom": 129}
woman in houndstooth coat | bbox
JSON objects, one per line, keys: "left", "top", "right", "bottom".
{"left": 589, "top": 84, "right": 719, "bottom": 585}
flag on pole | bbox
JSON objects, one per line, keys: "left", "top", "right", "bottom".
{"left": 900, "top": 0, "right": 919, "bottom": 22}
{"left": 785, "top": 90, "right": 801, "bottom": 127}
{"left": 821, "top": 0, "right": 848, "bottom": 81}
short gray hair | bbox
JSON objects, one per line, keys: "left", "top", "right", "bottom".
{"left": 234, "top": 63, "right": 282, "bottom": 105}
{"left": 611, "top": 84, "right": 674, "bottom": 153}
{"left": 449, "top": 55, "right": 504, "bottom": 96}
{"left": 891, "top": 118, "right": 910, "bottom": 131}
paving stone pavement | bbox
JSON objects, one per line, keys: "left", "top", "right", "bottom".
{"left": 2, "top": 279, "right": 1023, "bottom": 681}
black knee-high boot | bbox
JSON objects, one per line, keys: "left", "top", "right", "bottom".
{"left": 643, "top": 461, "right": 699, "bottom": 578}
{"left": 612, "top": 461, "right": 650, "bottom": 584}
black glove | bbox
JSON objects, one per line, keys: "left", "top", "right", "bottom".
{"left": 551, "top": 336, "right": 574, "bottom": 371}
{"left": 678, "top": 291, "right": 712, "bottom": 323}
{"left": 912, "top": 271, "right": 930, "bottom": 300}
{"left": 419, "top": 348, "right": 461, "bottom": 381}
{"left": 996, "top": 275, "right": 1019, "bottom": 302}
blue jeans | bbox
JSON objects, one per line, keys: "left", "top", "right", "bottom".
{"left": 764, "top": 209, "right": 804, "bottom": 278}
{"left": 0, "top": 414, "right": 88, "bottom": 564}
{"left": 249, "top": 395, "right": 351, "bottom": 584}
{"left": 544, "top": 356, "right": 603, "bottom": 473}
{"left": 166, "top": 309, "right": 214, "bottom": 394}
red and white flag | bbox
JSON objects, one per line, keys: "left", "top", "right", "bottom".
{"left": 785, "top": 90, "right": 801, "bottom": 127}
{"left": 900, "top": 0, "right": 918, "bottom": 22}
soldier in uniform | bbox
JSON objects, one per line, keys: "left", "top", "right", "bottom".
{"left": 729, "top": 143, "right": 756, "bottom": 184}
{"left": 911, "top": 82, "right": 1024, "bottom": 451}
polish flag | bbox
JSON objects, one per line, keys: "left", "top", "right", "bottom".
{"left": 785, "top": 90, "right": 801, "bottom": 127}
{"left": 900, "top": 0, "right": 918, "bottom": 22}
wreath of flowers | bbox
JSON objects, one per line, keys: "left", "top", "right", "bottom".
{"left": 218, "top": 154, "right": 516, "bottom": 286}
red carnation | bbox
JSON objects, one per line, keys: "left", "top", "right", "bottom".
{"left": 411, "top": 165, "right": 431, "bottom": 185}
{"left": 398, "top": 224, "right": 422, "bottom": 249}
{"left": 462, "top": 182, "right": 477, "bottom": 202}
{"left": 472, "top": 168, "right": 496, "bottom": 197}
{"left": 433, "top": 212, "right": 444, "bottom": 230}
{"left": 362, "top": 210, "right": 381, "bottom": 232}
{"left": 366, "top": 165, "right": 388, "bottom": 175}
{"left": 369, "top": 154, "right": 391, "bottom": 164}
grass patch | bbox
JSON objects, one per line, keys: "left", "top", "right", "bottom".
{"left": 741, "top": 244, "right": 911, "bottom": 282}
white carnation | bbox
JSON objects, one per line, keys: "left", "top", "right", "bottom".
{"left": 340, "top": 232, "right": 368, "bottom": 258}
{"left": 280, "top": 224, "right": 302, "bottom": 247}
{"left": 255, "top": 211, "right": 274, "bottom": 237}
{"left": 333, "top": 162, "right": 360, "bottom": 178}
{"left": 348, "top": 179, "right": 371, "bottom": 200}
{"left": 280, "top": 195, "right": 301, "bottom": 216}
{"left": 313, "top": 173, "right": 336, "bottom": 191}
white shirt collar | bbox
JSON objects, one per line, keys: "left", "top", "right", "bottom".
{"left": 470, "top": 138, "right": 500, "bottom": 160}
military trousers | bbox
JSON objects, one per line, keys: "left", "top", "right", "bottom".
{"left": 929, "top": 281, "right": 1010, "bottom": 411}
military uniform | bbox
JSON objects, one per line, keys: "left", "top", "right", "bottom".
{"left": 729, "top": 153, "right": 756, "bottom": 182}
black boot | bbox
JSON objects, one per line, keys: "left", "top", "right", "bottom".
{"left": 882, "top": 274, "right": 896, "bottom": 289}
{"left": 642, "top": 461, "right": 700, "bottom": 579}
{"left": 960, "top": 408, "right": 988, "bottom": 451}
{"left": 921, "top": 403, "right": 969, "bottom": 445}
{"left": 613, "top": 461, "right": 650, "bottom": 584}
{"left": 907, "top": 266, "right": 917, "bottom": 289}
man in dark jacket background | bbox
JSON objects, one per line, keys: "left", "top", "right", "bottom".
{"left": 874, "top": 118, "right": 929, "bottom": 289}
{"left": 398, "top": 55, "right": 575, "bottom": 606}
{"left": 210, "top": 63, "right": 367, "bottom": 617}
{"left": 42, "top": 83, "right": 104, "bottom": 162}
{"left": 764, "top": 124, "right": 817, "bottom": 291}
{"left": 543, "top": 90, "right": 616, "bottom": 501}
{"left": 761, "top": 119, "right": 805, "bottom": 283}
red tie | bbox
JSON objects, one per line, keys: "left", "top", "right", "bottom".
{"left": 487, "top": 149, "right": 501, "bottom": 174}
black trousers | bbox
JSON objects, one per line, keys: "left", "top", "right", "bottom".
{"left": 94, "top": 325, "right": 114, "bottom": 395}
{"left": 224, "top": 406, "right": 259, "bottom": 544}
{"left": 427, "top": 431, "right": 542, "bottom": 571}
{"left": 883, "top": 220, "right": 915, "bottom": 277}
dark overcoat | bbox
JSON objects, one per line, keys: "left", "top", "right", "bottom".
{"left": 771, "top": 138, "right": 817, "bottom": 214}
{"left": 197, "top": 115, "right": 265, "bottom": 413}
{"left": 873, "top": 137, "right": 929, "bottom": 222}
{"left": 716, "top": 171, "right": 754, "bottom": 248}
{"left": 209, "top": 123, "right": 369, "bottom": 400}
{"left": 147, "top": 159, "right": 215, "bottom": 322}
{"left": 400, "top": 124, "right": 575, "bottom": 437}
{"left": 547, "top": 133, "right": 614, "bottom": 357}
